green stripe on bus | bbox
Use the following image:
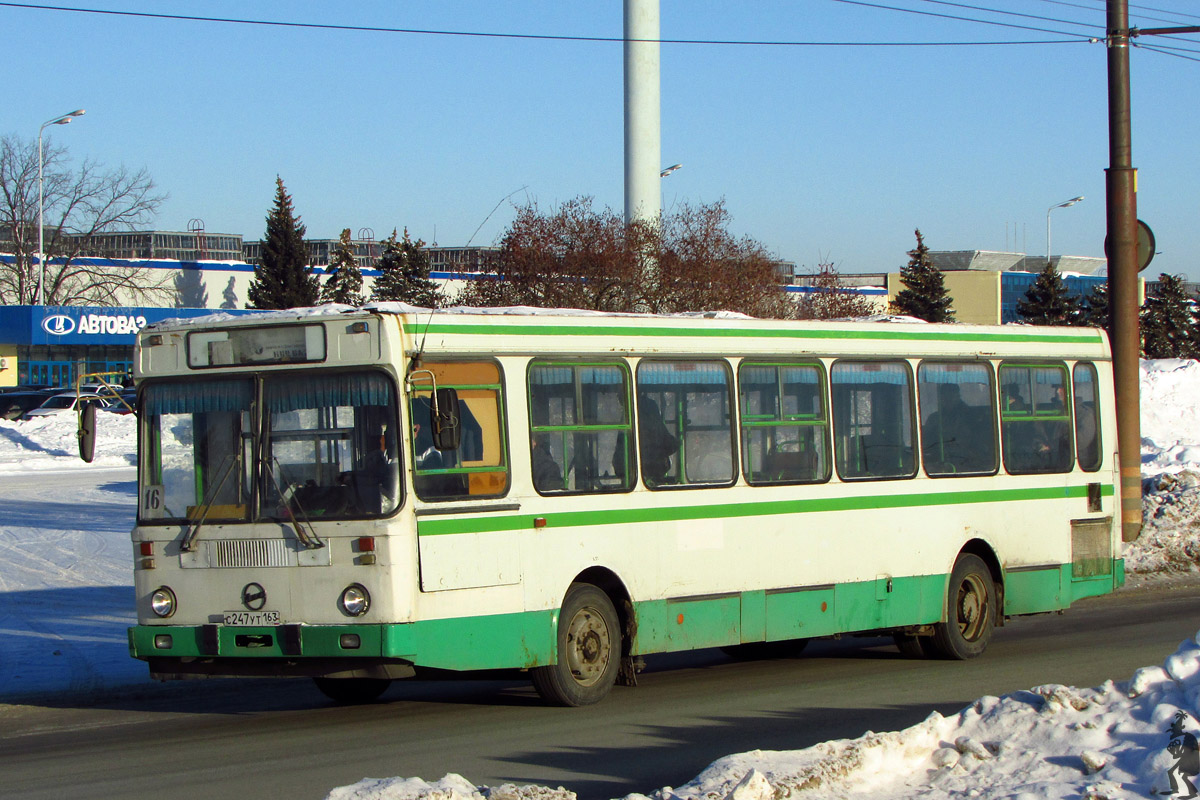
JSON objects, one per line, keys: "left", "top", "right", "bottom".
{"left": 402, "top": 322, "right": 1102, "bottom": 345}
{"left": 416, "top": 483, "right": 1114, "bottom": 537}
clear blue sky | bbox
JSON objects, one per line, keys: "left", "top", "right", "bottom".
{"left": 5, "top": 1, "right": 1200, "bottom": 279}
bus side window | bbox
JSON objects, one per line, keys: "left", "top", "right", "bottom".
{"left": 831, "top": 361, "right": 916, "bottom": 481}
{"left": 738, "top": 362, "right": 830, "bottom": 485}
{"left": 410, "top": 361, "right": 509, "bottom": 501}
{"left": 1073, "top": 362, "right": 1102, "bottom": 472}
{"left": 1000, "top": 363, "right": 1073, "bottom": 475}
{"left": 636, "top": 360, "right": 736, "bottom": 489}
{"left": 918, "top": 361, "right": 997, "bottom": 477}
{"left": 527, "top": 361, "right": 634, "bottom": 495}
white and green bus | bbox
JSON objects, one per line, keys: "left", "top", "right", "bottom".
{"left": 124, "top": 305, "right": 1123, "bottom": 705}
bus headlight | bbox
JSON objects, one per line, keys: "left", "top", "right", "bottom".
{"left": 150, "top": 586, "right": 177, "bottom": 618}
{"left": 339, "top": 584, "right": 370, "bottom": 617}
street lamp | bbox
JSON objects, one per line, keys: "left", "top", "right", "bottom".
{"left": 37, "top": 108, "right": 85, "bottom": 306}
{"left": 659, "top": 163, "right": 682, "bottom": 178}
{"left": 1045, "top": 195, "right": 1084, "bottom": 271}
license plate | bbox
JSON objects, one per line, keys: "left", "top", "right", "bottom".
{"left": 222, "top": 610, "right": 281, "bottom": 626}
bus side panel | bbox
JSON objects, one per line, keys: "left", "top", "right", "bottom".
{"left": 383, "top": 608, "right": 558, "bottom": 671}
{"left": 1003, "top": 566, "right": 1065, "bottom": 615}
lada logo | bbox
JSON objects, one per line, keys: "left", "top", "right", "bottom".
{"left": 42, "top": 315, "right": 75, "bottom": 335}
{"left": 241, "top": 582, "right": 267, "bottom": 611}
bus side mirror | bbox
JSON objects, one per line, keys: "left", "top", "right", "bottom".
{"left": 78, "top": 402, "right": 96, "bottom": 463}
{"left": 430, "top": 388, "right": 460, "bottom": 451}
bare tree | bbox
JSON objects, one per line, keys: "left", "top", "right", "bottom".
{"left": 0, "top": 134, "right": 168, "bottom": 305}
{"left": 457, "top": 197, "right": 792, "bottom": 318}
{"left": 794, "top": 259, "right": 878, "bottom": 320}
{"left": 650, "top": 200, "right": 793, "bottom": 318}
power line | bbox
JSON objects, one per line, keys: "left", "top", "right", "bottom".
{"left": 1136, "top": 42, "right": 1200, "bottom": 62}
{"left": 1035, "top": 0, "right": 1199, "bottom": 29}
{"left": 0, "top": 1, "right": 1090, "bottom": 47}
{"left": 830, "top": 0, "right": 1096, "bottom": 38}
{"left": 912, "top": 0, "right": 1102, "bottom": 33}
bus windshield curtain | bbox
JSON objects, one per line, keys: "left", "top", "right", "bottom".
{"left": 144, "top": 379, "right": 252, "bottom": 415}
{"left": 266, "top": 373, "right": 392, "bottom": 413}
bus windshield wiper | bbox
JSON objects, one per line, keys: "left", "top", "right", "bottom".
{"left": 266, "top": 458, "right": 326, "bottom": 550}
{"left": 180, "top": 454, "right": 238, "bottom": 553}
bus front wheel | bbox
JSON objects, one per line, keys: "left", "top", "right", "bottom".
{"left": 929, "top": 554, "right": 996, "bottom": 660}
{"left": 532, "top": 583, "right": 620, "bottom": 707}
{"left": 313, "top": 677, "right": 391, "bottom": 704}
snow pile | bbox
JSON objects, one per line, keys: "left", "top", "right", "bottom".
{"left": 1136, "top": 360, "right": 1200, "bottom": 575}
{"left": 329, "top": 634, "right": 1200, "bottom": 800}
{"left": 328, "top": 775, "right": 575, "bottom": 800}
{"left": 1142, "top": 359, "right": 1200, "bottom": 476}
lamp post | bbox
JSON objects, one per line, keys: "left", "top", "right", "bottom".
{"left": 1045, "top": 195, "right": 1084, "bottom": 271}
{"left": 37, "top": 108, "right": 85, "bottom": 306}
{"left": 659, "top": 163, "right": 681, "bottom": 213}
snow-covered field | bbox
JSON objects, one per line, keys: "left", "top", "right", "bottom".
{"left": 3, "top": 360, "right": 1200, "bottom": 800}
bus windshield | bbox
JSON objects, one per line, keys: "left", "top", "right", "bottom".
{"left": 139, "top": 371, "right": 400, "bottom": 522}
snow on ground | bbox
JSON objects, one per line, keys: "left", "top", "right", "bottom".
{"left": 328, "top": 636, "right": 1200, "bottom": 798}
{"left": 3, "top": 361, "right": 1200, "bottom": 800}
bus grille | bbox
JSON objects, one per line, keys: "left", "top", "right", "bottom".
{"left": 211, "top": 538, "right": 293, "bottom": 568}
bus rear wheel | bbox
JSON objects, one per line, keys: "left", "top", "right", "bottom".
{"left": 313, "top": 677, "right": 391, "bottom": 704}
{"left": 532, "top": 583, "right": 620, "bottom": 707}
{"left": 928, "top": 554, "right": 996, "bottom": 660}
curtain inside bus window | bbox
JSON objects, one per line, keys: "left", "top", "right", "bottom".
{"left": 528, "top": 361, "right": 634, "bottom": 494}
{"left": 636, "top": 360, "right": 735, "bottom": 488}
{"left": 739, "top": 362, "right": 829, "bottom": 485}
{"left": 917, "top": 362, "right": 998, "bottom": 477}
{"left": 999, "top": 364, "right": 1073, "bottom": 474}
{"left": 263, "top": 371, "right": 399, "bottom": 519}
{"left": 141, "top": 379, "right": 254, "bottom": 522}
{"left": 831, "top": 361, "right": 916, "bottom": 481}
{"left": 410, "top": 361, "right": 509, "bottom": 501}
{"left": 1073, "top": 363, "right": 1102, "bottom": 472}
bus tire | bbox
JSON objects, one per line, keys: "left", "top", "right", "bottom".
{"left": 893, "top": 633, "right": 928, "bottom": 658}
{"left": 312, "top": 677, "right": 391, "bottom": 704}
{"left": 532, "top": 583, "right": 620, "bottom": 707}
{"left": 929, "top": 554, "right": 996, "bottom": 660}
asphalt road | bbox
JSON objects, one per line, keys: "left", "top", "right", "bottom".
{"left": 2, "top": 576, "right": 1198, "bottom": 800}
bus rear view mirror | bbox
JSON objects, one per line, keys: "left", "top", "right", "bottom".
{"left": 78, "top": 402, "right": 96, "bottom": 463}
{"left": 431, "top": 388, "right": 461, "bottom": 451}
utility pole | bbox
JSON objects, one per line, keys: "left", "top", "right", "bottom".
{"left": 1106, "top": 0, "right": 1141, "bottom": 543}
{"left": 624, "top": 0, "right": 661, "bottom": 225}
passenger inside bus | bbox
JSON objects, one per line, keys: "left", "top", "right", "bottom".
{"left": 636, "top": 394, "right": 679, "bottom": 486}
{"left": 347, "top": 419, "right": 398, "bottom": 514}
{"left": 410, "top": 396, "right": 478, "bottom": 498}
{"left": 531, "top": 437, "right": 566, "bottom": 491}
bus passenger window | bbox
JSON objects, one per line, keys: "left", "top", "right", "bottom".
{"left": 1000, "top": 364, "right": 1073, "bottom": 475}
{"left": 409, "top": 361, "right": 509, "bottom": 501}
{"left": 739, "top": 362, "right": 829, "bottom": 485}
{"left": 527, "top": 362, "right": 634, "bottom": 495}
{"left": 918, "top": 362, "right": 997, "bottom": 477}
{"left": 636, "top": 360, "right": 736, "bottom": 488}
{"left": 1073, "top": 363, "right": 1102, "bottom": 472}
{"left": 831, "top": 361, "right": 916, "bottom": 481}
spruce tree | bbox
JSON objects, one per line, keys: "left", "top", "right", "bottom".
{"left": 892, "top": 229, "right": 955, "bottom": 322}
{"left": 1141, "top": 273, "right": 1198, "bottom": 358}
{"left": 1015, "top": 264, "right": 1078, "bottom": 326}
{"left": 320, "top": 228, "right": 365, "bottom": 305}
{"left": 371, "top": 228, "right": 444, "bottom": 307}
{"left": 1077, "top": 282, "right": 1109, "bottom": 329}
{"left": 247, "top": 177, "right": 319, "bottom": 309}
